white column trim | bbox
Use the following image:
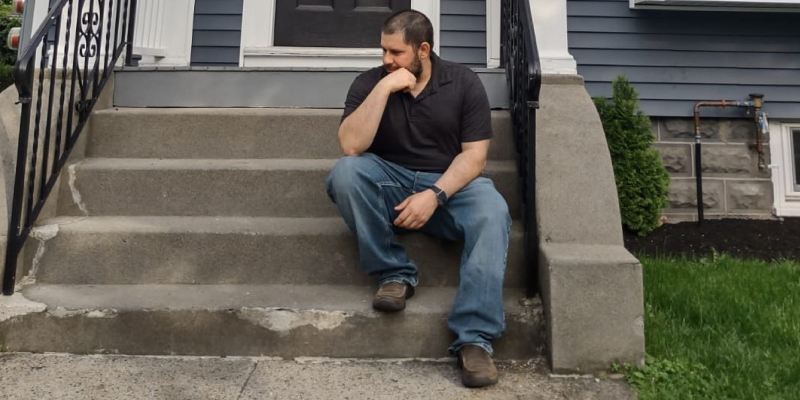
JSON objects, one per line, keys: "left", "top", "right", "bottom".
{"left": 529, "top": 0, "right": 577, "bottom": 74}
{"left": 486, "top": 0, "right": 501, "bottom": 68}
{"left": 241, "top": 1, "right": 440, "bottom": 68}
{"left": 413, "top": 0, "right": 440, "bottom": 55}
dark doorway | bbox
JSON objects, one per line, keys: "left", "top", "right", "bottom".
{"left": 274, "top": 0, "right": 412, "bottom": 48}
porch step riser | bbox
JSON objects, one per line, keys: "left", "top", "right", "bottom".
{"left": 58, "top": 160, "right": 520, "bottom": 218}
{"left": 1, "top": 310, "right": 543, "bottom": 359}
{"left": 88, "top": 109, "right": 516, "bottom": 161}
{"left": 30, "top": 217, "right": 528, "bottom": 287}
{"left": 0, "top": 285, "right": 544, "bottom": 360}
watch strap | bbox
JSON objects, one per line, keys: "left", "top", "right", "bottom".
{"left": 431, "top": 184, "right": 448, "bottom": 206}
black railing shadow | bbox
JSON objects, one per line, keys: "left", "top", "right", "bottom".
{"left": 2, "top": 0, "right": 138, "bottom": 295}
{"left": 501, "top": 0, "right": 542, "bottom": 297}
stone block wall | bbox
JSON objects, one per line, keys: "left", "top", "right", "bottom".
{"left": 652, "top": 118, "right": 774, "bottom": 222}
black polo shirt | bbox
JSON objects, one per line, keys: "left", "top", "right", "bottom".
{"left": 341, "top": 53, "right": 493, "bottom": 173}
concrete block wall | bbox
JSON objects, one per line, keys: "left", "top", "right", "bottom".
{"left": 652, "top": 117, "right": 774, "bottom": 223}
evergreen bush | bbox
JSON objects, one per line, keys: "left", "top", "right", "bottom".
{"left": 0, "top": 0, "right": 21, "bottom": 66}
{"left": 0, "top": 0, "right": 20, "bottom": 91}
{"left": 594, "top": 76, "right": 670, "bottom": 235}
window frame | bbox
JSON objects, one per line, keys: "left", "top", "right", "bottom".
{"left": 771, "top": 122, "right": 800, "bottom": 217}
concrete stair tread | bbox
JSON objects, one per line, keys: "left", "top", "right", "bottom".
{"left": 73, "top": 157, "right": 517, "bottom": 172}
{"left": 59, "top": 158, "right": 520, "bottom": 218}
{"left": 88, "top": 108, "right": 514, "bottom": 161}
{"left": 93, "top": 107, "right": 345, "bottom": 116}
{"left": 31, "top": 216, "right": 528, "bottom": 287}
{"left": 39, "top": 215, "right": 523, "bottom": 235}
{"left": 22, "top": 284, "right": 537, "bottom": 313}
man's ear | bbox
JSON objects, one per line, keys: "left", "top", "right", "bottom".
{"left": 418, "top": 42, "right": 431, "bottom": 59}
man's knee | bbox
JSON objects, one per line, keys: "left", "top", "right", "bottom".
{"left": 326, "top": 154, "right": 382, "bottom": 198}
{"left": 467, "top": 191, "right": 511, "bottom": 231}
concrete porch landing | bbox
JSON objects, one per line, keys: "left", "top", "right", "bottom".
{"left": 0, "top": 353, "right": 636, "bottom": 400}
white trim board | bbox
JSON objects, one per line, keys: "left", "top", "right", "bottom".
{"left": 241, "top": 0, "right": 441, "bottom": 68}
{"left": 630, "top": 0, "right": 800, "bottom": 11}
{"left": 770, "top": 121, "right": 800, "bottom": 217}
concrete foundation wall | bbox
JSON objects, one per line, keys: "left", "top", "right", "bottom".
{"left": 652, "top": 117, "right": 774, "bottom": 223}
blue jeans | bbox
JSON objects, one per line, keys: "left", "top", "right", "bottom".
{"left": 325, "top": 153, "right": 511, "bottom": 355}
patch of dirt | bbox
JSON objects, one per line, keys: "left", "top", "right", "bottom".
{"left": 624, "top": 218, "right": 800, "bottom": 261}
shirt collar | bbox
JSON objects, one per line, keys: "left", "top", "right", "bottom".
{"left": 429, "top": 52, "right": 453, "bottom": 91}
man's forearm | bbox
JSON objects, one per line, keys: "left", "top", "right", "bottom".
{"left": 434, "top": 149, "right": 487, "bottom": 199}
{"left": 338, "top": 84, "right": 392, "bottom": 156}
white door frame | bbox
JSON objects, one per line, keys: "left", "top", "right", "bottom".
{"left": 240, "top": 0, "right": 440, "bottom": 68}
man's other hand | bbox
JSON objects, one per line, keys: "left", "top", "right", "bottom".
{"left": 380, "top": 68, "right": 417, "bottom": 93}
{"left": 393, "top": 190, "right": 438, "bottom": 230}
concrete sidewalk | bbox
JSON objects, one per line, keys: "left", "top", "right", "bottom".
{"left": 0, "top": 353, "right": 636, "bottom": 400}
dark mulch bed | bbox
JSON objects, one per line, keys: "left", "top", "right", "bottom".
{"left": 624, "top": 218, "right": 800, "bottom": 261}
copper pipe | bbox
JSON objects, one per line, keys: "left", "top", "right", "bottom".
{"left": 749, "top": 94, "right": 766, "bottom": 170}
{"left": 692, "top": 99, "right": 755, "bottom": 225}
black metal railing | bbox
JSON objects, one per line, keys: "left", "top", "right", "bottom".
{"left": 501, "top": 0, "right": 542, "bottom": 297}
{"left": 2, "top": 0, "right": 138, "bottom": 295}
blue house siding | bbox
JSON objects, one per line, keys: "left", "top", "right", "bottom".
{"left": 191, "top": 0, "right": 243, "bottom": 66}
{"left": 440, "top": 0, "right": 487, "bottom": 67}
{"left": 567, "top": 0, "right": 800, "bottom": 118}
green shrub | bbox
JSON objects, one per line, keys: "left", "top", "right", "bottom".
{"left": 0, "top": 0, "right": 21, "bottom": 66}
{"left": 594, "top": 76, "right": 670, "bottom": 235}
{"left": 0, "top": 63, "right": 12, "bottom": 90}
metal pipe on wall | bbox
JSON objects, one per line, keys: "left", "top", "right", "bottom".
{"left": 692, "top": 96, "right": 766, "bottom": 225}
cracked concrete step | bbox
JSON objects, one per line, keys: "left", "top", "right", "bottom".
{"left": 1, "top": 284, "right": 544, "bottom": 359}
{"left": 88, "top": 108, "right": 516, "bottom": 161}
{"left": 27, "top": 216, "right": 528, "bottom": 287}
{"left": 58, "top": 158, "right": 520, "bottom": 218}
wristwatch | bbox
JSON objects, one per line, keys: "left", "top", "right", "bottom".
{"left": 430, "top": 184, "right": 448, "bottom": 206}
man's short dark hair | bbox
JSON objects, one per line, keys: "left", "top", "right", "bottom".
{"left": 382, "top": 9, "right": 434, "bottom": 51}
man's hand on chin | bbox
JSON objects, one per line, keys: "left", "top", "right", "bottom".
{"left": 381, "top": 68, "right": 417, "bottom": 93}
{"left": 393, "top": 190, "right": 438, "bottom": 230}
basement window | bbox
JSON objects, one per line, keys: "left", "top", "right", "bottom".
{"left": 771, "top": 123, "right": 800, "bottom": 217}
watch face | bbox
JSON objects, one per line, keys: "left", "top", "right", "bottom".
{"left": 436, "top": 191, "right": 447, "bottom": 206}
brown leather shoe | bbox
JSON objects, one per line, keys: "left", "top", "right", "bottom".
{"left": 372, "top": 282, "right": 414, "bottom": 312}
{"left": 458, "top": 344, "right": 499, "bottom": 388}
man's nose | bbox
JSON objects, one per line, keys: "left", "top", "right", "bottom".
{"left": 382, "top": 53, "right": 393, "bottom": 66}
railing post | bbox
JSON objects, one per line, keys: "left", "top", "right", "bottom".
{"left": 2, "top": 56, "right": 36, "bottom": 295}
{"left": 501, "top": 0, "right": 542, "bottom": 298}
{"left": 3, "top": 0, "right": 138, "bottom": 295}
{"left": 125, "top": 0, "right": 137, "bottom": 66}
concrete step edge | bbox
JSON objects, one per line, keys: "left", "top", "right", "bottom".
{"left": 93, "top": 108, "right": 510, "bottom": 118}
{"left": 36, "top": 216, "right": 525, "bottom": 236}
{"left": 71, "top": 158, "right": 517, "bottom": 172}
{"left": 3, "top": 284, "right": 544, "bottom": 359}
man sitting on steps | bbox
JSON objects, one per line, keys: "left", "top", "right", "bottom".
{"left": 325, "top": 9, "right": 511, "bottom": 388}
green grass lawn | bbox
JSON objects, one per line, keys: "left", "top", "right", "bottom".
{"left": 629, "top": 255, "right": 800, "bottom": 400}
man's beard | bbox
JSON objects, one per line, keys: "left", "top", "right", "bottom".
{"left": 385, "top": 54, "right": 423, "bottom": 79}
{"left": 407, "top": 55, "right": 423, "bottom": 79}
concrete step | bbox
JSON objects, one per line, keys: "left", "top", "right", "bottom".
{"left": 88, "top": 108, "right": 515, "bottom": 161}
{"left": 28, "top": 216, "right": 528, "bottom": 287}
{"left": 58, "top": 158, "right": 520, "bottom": 218}
{"left": 2, "top": 284, "right": 544, "bottom": 359}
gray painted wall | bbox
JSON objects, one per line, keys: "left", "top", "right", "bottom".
{"left": 440, "top": 0, "right": 488, "bottom": 68}
{"left": 191, "top": 0, "right": 243, "bottom": 66}
{"left": 567, "top": 0, "right": 800, "bottom": 118}
{"left": 113, "top": 68, "right": 508, "bottom": 109}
